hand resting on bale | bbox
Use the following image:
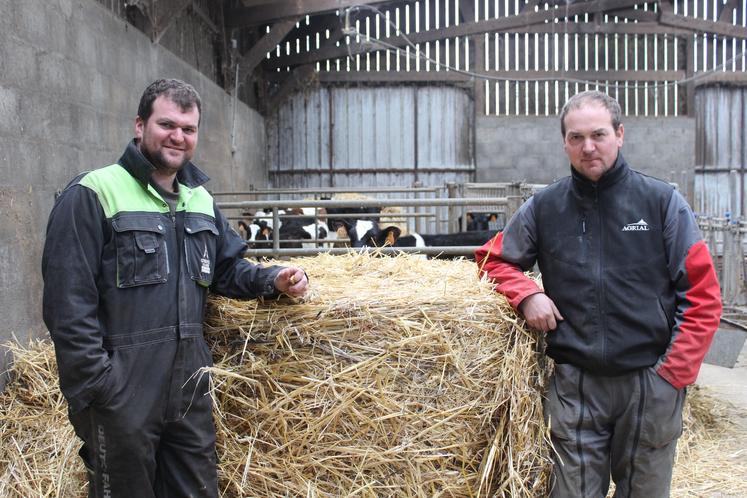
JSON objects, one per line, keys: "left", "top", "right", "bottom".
{"left": 274, "top": 267, "right": 308, "bottom": 297}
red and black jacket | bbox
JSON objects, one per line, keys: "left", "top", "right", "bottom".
{"left": 476, "top": 154, "right": 722, "bottom": 389}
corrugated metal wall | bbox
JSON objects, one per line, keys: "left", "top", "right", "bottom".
{"left": 694, "top": 86, "right": 746, "bottom": 217}
{"left": 267, "top": 85, "right": 474, "bottom": 189}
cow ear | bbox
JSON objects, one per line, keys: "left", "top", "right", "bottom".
{"left": 261, "top": 227, "right": 271, "bottom": 237}
{"left": 382, "top": 226, "right": 401, "bottom": 246}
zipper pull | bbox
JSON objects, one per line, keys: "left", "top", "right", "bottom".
{"left": 582, "top": 219, "right": 586, "bottom": 234}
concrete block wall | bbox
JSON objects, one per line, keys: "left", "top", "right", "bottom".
{"left": 476, "top": 115, "right": 696, "bottom": 190}
{"left": 0, "top": 0, "right": 267, "bottom": 379}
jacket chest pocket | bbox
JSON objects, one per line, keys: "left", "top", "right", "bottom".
{"left": 112, "top": 214, "right": 168, "bottom": 288}
{"left": 184, "top": 216, "right": 219, "bottom": 287}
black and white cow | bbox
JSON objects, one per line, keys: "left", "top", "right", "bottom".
{"left": 351, "top": 223, "right": 498, "bottom": 259}
{"left": 238, "top": 209, "right": 332, "bottom": 249}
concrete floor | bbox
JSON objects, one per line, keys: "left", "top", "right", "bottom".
{"left": 696, "top": 341, "right": 747, "bottom": 430}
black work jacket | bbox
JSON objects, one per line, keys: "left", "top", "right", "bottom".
{"left": 42, "top": 141, "right": 281, "bottom": 414}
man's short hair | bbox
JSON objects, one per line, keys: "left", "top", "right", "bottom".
{"left": 559, "top": 90, "right": 622, "bottom": 137}
{"left": 137, "top": 79, "right": 202, "bottom": 123}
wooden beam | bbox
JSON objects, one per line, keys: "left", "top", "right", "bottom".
{"left": 692, "top": 70, "right": 747, "bottom": 86}
{"left": 520, "top": 21, "right": 690, "bottom": 35}
{"left": 458, "top": 0, "right": 476, "bottom": 24}
{"left": 719, "top": 0, "right": 740, "bottom": 22}
{"left": 235, "top": 17, "right": 301, "bottom": 82}
{"left": 520, "top": 1, "right": 542, "bottom": 14}
{"left": 272, "top": 69, "right": 686, "bottom": 84}
{"left": 265, "top": 21, "right": 347, "bottom": 111}
{"left": 190, "top": 1, "right": 219, "bottom": 34}
{"left": 269, "top": 19, "right": 691, "bottom": 70}
{"left": 266, "top": 0, "right": 652, "bottom": 69}
{"left": 606, "top": 7, "right": 658, "bottom": 22}
{"left": 267, "top": 64, "right": 316, "bottom": 110}
{"left": 659, "top": 10, "right": 747, "bottom": 39}
{"left": 459, "top": 0, "right": 483, "bottom": 116}
{"left": 149, "top": 0, "right": 192, "bottom": 43}
{"left": 239, "top": 0, "right": 276, "bottom": 7}
{"left": 685, "top": 32, "right": 695, "bottom": 114}
{"left": 225, "top": 0, "right": 393, "bottom": 28}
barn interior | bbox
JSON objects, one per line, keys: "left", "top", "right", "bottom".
{"left": 1, "top": 0, "right": 746, "bottom": 494}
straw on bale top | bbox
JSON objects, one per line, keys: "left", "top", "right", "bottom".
{"left": 205, "top": 252, "right": 552, "bottom": 497}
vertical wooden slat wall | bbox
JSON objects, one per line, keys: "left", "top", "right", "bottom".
{"left": 266, "top": 0, "right": 745, "bottom": 118}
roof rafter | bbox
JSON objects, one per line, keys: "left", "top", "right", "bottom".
{"left": 719, "top": 0, "right": 740, "bottom": 22}
{"left": 266, "top": 0, "right": 655, "bottom": 70}
{"left": 265, "top": 22, "right": 347, "bottom": 111}
{"left": 658, "top": 3, "right": 747, "bottom": 38}
{"left": 268, "top": 69, "right": 687, "bottom": 84}
{"left": 225, "top": 0, "right": 394, "bottom": 28}
{"left": 234, "top": 17, "right": 302, "bottom": 83}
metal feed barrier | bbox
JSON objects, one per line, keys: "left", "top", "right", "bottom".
{"left": 216, "top": 197, "right": 509, "bottom": 258}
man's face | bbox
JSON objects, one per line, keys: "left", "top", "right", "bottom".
{"left": 562, "top": 103, "right": 624, "bottom": 182}
{"left": 135, "top": 95, "right": 200, "bottom": 175}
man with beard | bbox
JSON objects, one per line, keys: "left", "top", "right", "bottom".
{"left": 42, "top": 79, "right": 308, "bottom": 497}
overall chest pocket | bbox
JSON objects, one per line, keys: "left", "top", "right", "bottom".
{"left": 112, "top": 214, "right": 168, "bottom": 288}
{"left": 184, "top": 216, "right": 219, "bottom": 287}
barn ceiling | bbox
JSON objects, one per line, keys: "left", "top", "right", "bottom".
{"left": 121, "top": 0, "right": 747, "bottom": 114}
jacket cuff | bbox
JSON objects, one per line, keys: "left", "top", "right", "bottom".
{"left": 510, "top": 288, "right": 544, "bottom": 311}
{"left": 260, "top": 266, "right": 284, "bottom": 297}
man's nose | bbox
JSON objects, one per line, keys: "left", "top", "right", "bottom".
{"left": 582, "top": 138, "right": 595, "bottom": 153}
{"left": 170, "top": 128, "right": 184, "bottom": 143}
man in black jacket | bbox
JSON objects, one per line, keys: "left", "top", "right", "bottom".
{"left": 42, "top": 79, "right": 308, "bottom": 498}
{"left": 476, "top": 91, "right": 722, "bottom": 497}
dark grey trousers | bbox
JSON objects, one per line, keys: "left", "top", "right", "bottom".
{"left": 545, "top": 363, "right": 686, "bottom": 498}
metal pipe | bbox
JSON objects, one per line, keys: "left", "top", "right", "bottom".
{"left": 226, "top": 213, "right": 436, "bottom": 220}
{"left": 245, "top": 245, "right": 486, "bottom": 257}
{"left": 218, "top": 197, "right": 508, "bottom": 209}
{"left": 212, "top": 186, "right": 441, "bottom": 196}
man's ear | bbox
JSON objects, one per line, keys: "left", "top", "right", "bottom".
{"left": 616, "top": 123, "right": 624, "bottom": 148}
{"left": 135, "top": 116, "right": 144, "bottom": 141}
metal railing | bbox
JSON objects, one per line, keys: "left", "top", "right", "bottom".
{"left": 217, "top": 197, "right": 507, "bottom": 258}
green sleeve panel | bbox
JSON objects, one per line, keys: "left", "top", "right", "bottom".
{"left": 177, "top": 182, "right": 215, "bottom": 217}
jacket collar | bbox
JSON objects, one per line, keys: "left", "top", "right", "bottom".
{"left": 571, "top": 153, "right": 629, "bottom": 195}
{"left": 117, "top": 139, "right": 210, "bottom": 189}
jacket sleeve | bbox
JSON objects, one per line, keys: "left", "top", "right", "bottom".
{"left": 656, "top": 190, "right": 722, "bottom": 389}
{"left": 210, "top": 203, "right": 284, "bottom": 299}
{"left": 42, "top": 183, "right": 112, "bottom": 412}
{"left": 474, "top": 198, "right": 543, "bottom": 309}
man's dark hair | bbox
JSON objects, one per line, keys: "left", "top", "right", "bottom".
{"left": 137, "top": 79, "right": 202, "bottom": 123}
{"left": 559, "top": 90, "right": 622, "bottom": 137}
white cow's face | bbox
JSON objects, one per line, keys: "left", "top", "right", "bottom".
{"left": 300, "top": 221, "right": 330, "bottom": 249}
{"left": 248, "top": 223, "right": 261, "bottom": 241}
{"left": 348, "top": 220, "right": 376, "bottom": 247}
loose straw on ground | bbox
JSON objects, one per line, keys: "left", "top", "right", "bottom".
{"left": 0, "top": 252, "right": 745, "bottom": 497}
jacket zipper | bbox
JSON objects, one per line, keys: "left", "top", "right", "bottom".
{"left": 594, "top": 184, "right": 608, "bottom": 368}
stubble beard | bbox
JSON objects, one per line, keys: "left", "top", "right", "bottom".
{"left": 140, "top": 144, "right": 190, "bottom": 176}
